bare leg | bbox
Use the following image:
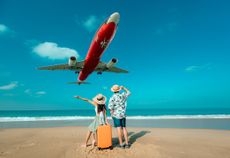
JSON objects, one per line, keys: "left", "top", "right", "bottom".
{"left": 82, "top": 131, "right": 92, "bottom": 147}
{"left": 92, "top": 132, "right": 96, "bottom": 146}
{"left": 117, "top": 127, "right": 123, "bottom": 145}
{"left": 123, "top": 127, "right": 129, "bottom": 144}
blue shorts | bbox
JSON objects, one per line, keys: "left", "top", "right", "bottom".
{"left": 112, "top": 117, "right": 126, "bottom": 128}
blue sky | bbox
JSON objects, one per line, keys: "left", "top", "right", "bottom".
{"left": 0, "top": 0, "right": 230, "bottom": 110}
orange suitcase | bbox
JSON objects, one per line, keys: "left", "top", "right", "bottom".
{"left": 97, "top": 125, "right": 113, "bottom": 150}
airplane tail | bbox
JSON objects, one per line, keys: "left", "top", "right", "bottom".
{"left": 67, "top": 81, "right": 90, "bottom": 85}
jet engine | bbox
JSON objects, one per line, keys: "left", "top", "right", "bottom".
{"left": 68, "top": 56, "right": 77, "bottom": 66}
{"left": 106, "top": 58, "right": 117, "bottom": 68}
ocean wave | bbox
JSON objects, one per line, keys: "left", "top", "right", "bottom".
{"left": 0, "top": 114, "right": 230, "bottom": 122}
{"left": 0, "top": 116, "right": 95, "bottom": 122}
{"left": 126, "top": 115, "right": 230, "bottom": 119}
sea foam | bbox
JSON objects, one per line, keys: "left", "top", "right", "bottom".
{"left": 0, "top": 115, "right": 230, "bottom": 122}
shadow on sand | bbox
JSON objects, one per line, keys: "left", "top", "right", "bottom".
{"left": 129, "top": 131, "right": 151, "bottom": 144}
{"left": 112, "top": 131, "right": 151, "bottom": 145}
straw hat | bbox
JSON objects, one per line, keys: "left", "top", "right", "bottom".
{"left": 111, "top": 84, "right": 121, "bottom": 92}
{"left": 93, "top": 94, "right": 106, "bottom": 104}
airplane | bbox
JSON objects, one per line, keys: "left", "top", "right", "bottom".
{"left": 38, "top": 12, "right": 128, "bottom": 84}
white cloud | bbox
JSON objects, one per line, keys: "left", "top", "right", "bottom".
{"left": 24, "top": 89, "right": 46, "bottom": 97}
{"left": 33, "top": 42, "right": 79, "bottom": 60}
{"left": 82, "top": 15, "right": 99, "bottom": 32}
{"left": 185, "top": 65, "right": 200, "bottom": 72}
{"left": 0, "top": 24, "right": 9, "bottom": 34}
{"left": 185, "top": 64, "right": 211, "bottom": 72}
{"left": 24, "top": 89, "right": 31, "bottom": 94}
{"left": 0, "top": 82, "right": 18, "bottom": 90}
{"left": 36, "top": 91, "right": 46, "bottom": 95}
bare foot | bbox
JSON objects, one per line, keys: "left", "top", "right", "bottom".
{"left": 81, "top": 144, "right": 87, "bottom": 148}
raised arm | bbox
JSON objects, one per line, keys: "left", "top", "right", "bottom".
{"left": 120, "top": 86, "right": 131, "bottom": 96}
{"left": 74, "top": 96, "right": 97, "bottom": 106}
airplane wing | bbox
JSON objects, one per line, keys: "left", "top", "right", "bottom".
{"left": 95, "top": 61, "right": 128, "bottom": 73}
{"left": 37, "top": 61, "right": 84, "bottom": 71}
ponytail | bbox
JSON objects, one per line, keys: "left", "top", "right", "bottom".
{"left": 97, "top": 104, "right": 106, "bottom": 113}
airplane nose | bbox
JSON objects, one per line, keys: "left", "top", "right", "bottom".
{"left": 112, "top": 12, "right": 120, "bottom": 20}
{"left": 107, "top": 12, "right": 120, "bottom": 25}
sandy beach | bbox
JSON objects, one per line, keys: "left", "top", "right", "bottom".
{"left": 0, "top": 127, "right": 230, "bottom": 158}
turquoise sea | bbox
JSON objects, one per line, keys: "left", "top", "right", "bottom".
{"left": 0, "top": 108, "right": 230, "bottom": 129}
